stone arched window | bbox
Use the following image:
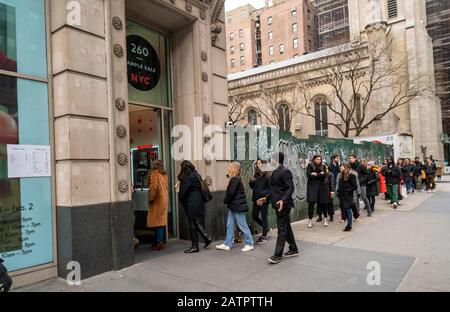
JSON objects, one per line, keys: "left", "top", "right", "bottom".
{"left": 313, "top": 96, "right": 329, "bottom": 136}
{"left": 277, "top": 102, "right": 291, "bottom": 132}
{"left": 247, "top": 108, "right": 258, "bottom": 125}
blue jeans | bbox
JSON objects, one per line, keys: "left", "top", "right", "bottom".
{"left": 406, "top": 180, "right": 414, "bottom": 192}
{"left": 155, "top": 227, "right": 165, "bottom": 243}
{"left": 224, "top": 210, "right": 254, "bottom": 247}
{"left": 346, "top": 208, "right": 353, "bottom": 228}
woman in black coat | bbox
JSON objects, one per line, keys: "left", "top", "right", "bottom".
{"left": 366, "top": 161, "right": 380, "bottom": 212}
{"left": 307, "top": 155, "right": 330, "bottom": 228}
{"left": 216, "top": 162, "right": 254, "bottom": 252}
{"left": 178, "top": 161, "right": 212, "bottom": 253}
{"left": 337, "top": 164, "right": 358, "bottom": 232}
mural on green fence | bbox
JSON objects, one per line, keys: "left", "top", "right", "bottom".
{"left": 230, "top": 127, "right": 393, "bottom": 230}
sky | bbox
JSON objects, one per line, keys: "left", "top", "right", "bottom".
{"left": 225, "top": 0, "right": 265, "bottom": 12}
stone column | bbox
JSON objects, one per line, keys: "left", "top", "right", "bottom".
{"left": 50, "top": 0, "right": 133, "bottom": 279}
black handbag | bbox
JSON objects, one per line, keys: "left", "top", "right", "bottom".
{"left": 198, "top": 175, "right": 213, "bottom": 203}
{"left": 0, "top": 259, "right": 12, "bottom": 292}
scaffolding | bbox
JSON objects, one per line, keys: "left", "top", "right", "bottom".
{"left": 314, "top": 0, "right": 350, "bottom": 49}
{"left": 426, "top": 0, "right": 450, "bottom": 135}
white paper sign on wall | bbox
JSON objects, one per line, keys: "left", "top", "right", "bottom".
{"left": 7, "top": 145, "right": 51, "bottom": 178}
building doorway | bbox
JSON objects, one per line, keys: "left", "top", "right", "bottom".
{"left": 126, "top": 20, "right": 177, "bottom": 248}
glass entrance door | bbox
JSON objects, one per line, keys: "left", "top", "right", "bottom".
{"left": 126, "top": 21, "right": 176, "bottom": 242}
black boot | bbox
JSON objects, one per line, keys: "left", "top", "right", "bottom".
{"left": 187, "top": 220, "right": 200, "bottom": 253}
{"left": 196, "top": 223, "right": 212, "bottom": 248}
{"left": 185, "top": 243, "right": 200, "bottom": 253}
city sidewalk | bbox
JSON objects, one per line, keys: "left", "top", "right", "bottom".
{"left": 15, "top": 177, "right": 450, "bottom": 292}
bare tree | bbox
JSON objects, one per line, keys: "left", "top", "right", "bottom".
{"left": 247, "top": 83, "right": 304, "bottom": 132}
{"left": 228, "top": 92, "right": 246, "bottom": 125}
{"left": 299, "top": 39, "right": 432, "bottom": 137}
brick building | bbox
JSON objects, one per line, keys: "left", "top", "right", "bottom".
{"left": 226, "top": 0, "right": 318, "bottom": 74}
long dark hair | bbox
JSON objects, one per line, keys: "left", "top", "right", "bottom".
{"left": 178, "top": 160, "right": 196, "bottom": 181}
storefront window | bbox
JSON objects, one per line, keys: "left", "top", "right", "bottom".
{"left": 127, "top": 20, "right": 171, "bottom": 108}
{"left": 0, "top": 0, "right": 52, "bottom": 273}
{"left": 0, "top": 0, "right": 47, "bottom": 78}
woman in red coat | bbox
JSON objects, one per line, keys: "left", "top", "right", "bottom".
{"left": 379, "top": 170, "right": 387, "bottom": 194}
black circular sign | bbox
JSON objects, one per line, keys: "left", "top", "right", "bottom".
{"left": 127, "top": 35, "right": 160, "bottom": 91}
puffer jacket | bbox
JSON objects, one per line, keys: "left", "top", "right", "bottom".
{"left": 224, "top": 175, "right": 248, "bottom": 213}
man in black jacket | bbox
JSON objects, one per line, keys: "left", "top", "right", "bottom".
{"left": 329, "top": 154, "right": 341, "bottom": 184}
{"left": 249, "top": 159, "right": 272, "bottom": 244}
{"left": 257, "top": 152, "right": 298, "bottom": 264}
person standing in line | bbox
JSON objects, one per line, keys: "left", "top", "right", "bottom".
{"left": 382, "top": 159, "right": 390, "bottom": 201}
{"left": 336, "top": 163, "right": 358, "bottom": 232}
{"left": 147, "top": 160, "right": 169, "bottom": 251}
{"left": 381, "top": 156, "right": 401, "bottom": 209}
{"left": 404, "top": 158, "right": 416, "bottom": 194}
{"left": 366, "top": 161, "right": 380, "bottom": 212}
{"left": 358, "top": 159, "right": 373, "bottom": 217}
{"left": 397, "top": 158, "right": 406, "bottom": 201}
{"left": 178, "top": 160, "right": 212, "bottom": 254}
{"left": 329, "top": 155, "right": 341, "bottom": 180}
{"left": 216, "top": 162, "right": 254, "bottom": 252}
{"left": 436, "top": 160, "right": 444, "bottom": 181}
{"left": 324, "top": 163, "right": 336, "bottom": 222}
{"left": 329, "top": 155, "right": 341, "bottom": 222}
{"left": 348, "top": 155, "right": 362, "bottom": 221}
{"left": 424, "top": 156, "right": 437, "bottom": 193}
{"left": 249, "top": 159, "right": 272, "bottom": 245}
{"left": 413, "top": 157, "right": 424, "bottom": 192}
{"left": 306, "top": 155, "right": 330, "bottom": 228}
{"left": 379, "top": 164, "right": 387, "bottom": 199}
{"left": 257, "top": 152, "right": 299, "bottom": 265}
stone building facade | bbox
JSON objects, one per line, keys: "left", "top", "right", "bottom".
{"left": 228, "top": 0, "right": 444, "bottom": 161}
{"left": 1, "top": 0, "right": 229, "bottom": 288}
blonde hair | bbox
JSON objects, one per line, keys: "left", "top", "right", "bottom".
{"left": 228, "top": 162, "right": 242, "bottom": 178}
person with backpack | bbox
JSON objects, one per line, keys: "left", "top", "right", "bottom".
{"left": 216, "top": 162, "right": 254, "bottom": 252}
{"left": 249, "top": 159, "right": 272, "bottom": 245}
{"left": 178, "top": 160, "right": 212, "bottom": 254}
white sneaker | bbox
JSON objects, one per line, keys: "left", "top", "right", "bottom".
{"left": 216, "top": 244, "right": 230, "bottom": 251}
{"left": 324, "top": 218, "right": 329, "bottom": 227}
{"left": 307, "top": 220, "right": 313, "bottom": 228}
{"left": 241, "top": 245, "right": 254, "bottom": 252}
